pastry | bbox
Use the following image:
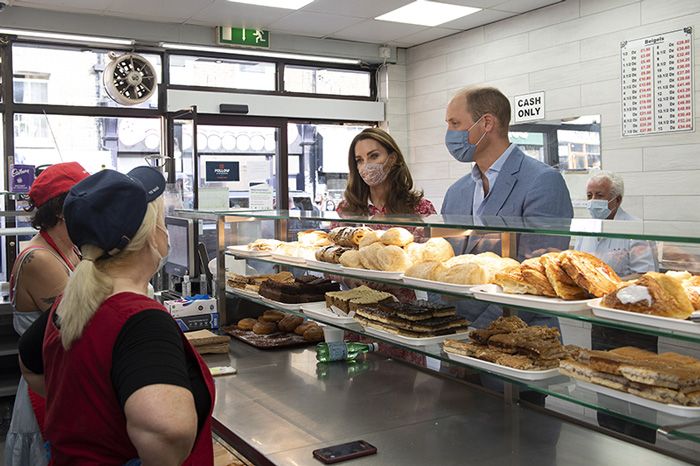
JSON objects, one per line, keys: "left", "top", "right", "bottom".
{"left": 260, "top": 310, "right": 285, "bottom": 322}
{"left": 540, "top": 252, "right": 589, "bottom": 300}
{"left": 559, "top": 250, "right": 621, "bottom": 298}
{"left": 252, "top": 321, "right": 277, "bottom": 335}
{"left": 681, "top": 274, "right": 700, "bottom": 310}
{"left": 376, "top": 245, "right": 411, "bottom": 272}
{"left": 303, "top": 325, "right": 324, "bottom": 342}
{"left": 492, "top": 268, "right": 539, "bottom": 295}
{"left": 380, "top": 227, "right": 414, "bottom": 247}
{"left": 329, "top": 226, "right": 373, "bottom": 248}
{"left": 359, "top": 242, "right": 383, "bottom": 270}
{"left": 422, "top": 238, "right": 455, "bottom": 262}
{"left": 316, "top": 245, "right": 351, "bottom": 264}
{"left": 355, "top": 307, "right": 469, "bottom": 334}
{"left": 436, "top": 262, "right": 490, "bottom": 285}
{"left": 405, "top": 260, "right": 447, "bottom": 281}
{"left": 226, "top": 271, "right": 294, "bottom": 293}
{"left": 237, "top": 318, "right": 257, "bottom": 330}
{"left": 444, "top": 254, "right": 476, "bottom": 268}
{"left": 519, "top": 257, "right": 557, "bottom": 297}
{"left": 339, "top": 249, "right": 364, "bottom": 269}
{"left": 278, "top": 315, "right": 304, "bottom": 332}
{"left": 359, "top": 230, "right": 383, "bottom": 249}
{"left": 294, "top": 322, "right": 317, "bottom": 335}
{"left": 404, "top": 242, "right": 425, "bottom": 264}
{"left": 259, "top": 276, "right": 340, "bottom": 304}
{"left": 297, "top": 230, "right": 332, "bottom": 247}
{"left": 275, "top": 241, "right": 300, "bottom": 257}
{"left": 601, "top": 272, "right": 694, "bottom": 319}
{"left": 247, "top": 239, "right": 282, "bottom": 251}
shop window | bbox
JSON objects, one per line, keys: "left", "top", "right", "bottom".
{"left": 287, "top": 123, "right": 370, "bottom": 212}
{"left": 12, "top": 44, "right": 161, "bottom": 108}
{"left": 284, "top": 65, "right": 371, "bottom": 97}
{"left": 169, "top": 55, "right": 275, "bottom": 91}
{"left": 13, "top": 114, "right": 161, "bottom": 173}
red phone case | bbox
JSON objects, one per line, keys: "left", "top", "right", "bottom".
{"left": 312, "top": 440, "right": 377, "bottom": 464}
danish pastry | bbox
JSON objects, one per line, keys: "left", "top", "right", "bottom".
{"left": 329, "top": 226, "right": 372, "bottom": 247}
{"left": 559, "top": 250, "right": 621, "bottom": 298}
{"left": 519, "top": 257, "right": 557, "bottom": 297}
{"left": 493, "top": 268, "right": 539, "bottom": 295}
{"left": 540, "top": 252, "right": 589, "bottom": 300}
{"left": 601, "top": 272, "right": 694, "bottom": 320}
{"left": 297, "top": 230, "right": 332, "bottom": 247}
{"left": 380, "top": 227, "right": 414, "bottom": 247}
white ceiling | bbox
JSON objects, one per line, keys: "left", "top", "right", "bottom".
{"left": 8, "top": 0, "right": 562, "bottom": 47}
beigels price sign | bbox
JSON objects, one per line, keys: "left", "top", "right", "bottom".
{"left": 621, "top": 27, "right": 693, "bottom": 136}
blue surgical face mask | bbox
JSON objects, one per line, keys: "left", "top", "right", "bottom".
{"left": 445, "top": 116, "right": 486, "bottom": 163}
{"left": 153, "top": 224, "right": 171, "bottom": 272}
{"left": 587, "top": 199, "right": 611, "bottom": 219}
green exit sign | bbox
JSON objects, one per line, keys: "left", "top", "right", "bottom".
{"left": 217, "top": 26, "right": 270, "bottom": 48}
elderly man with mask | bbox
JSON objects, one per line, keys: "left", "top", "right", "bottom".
{"left": 573, "top": 171, "right": 657, "bottom": 277}
{"left": 574, "top": 170, "right": 658, "bottom": 444}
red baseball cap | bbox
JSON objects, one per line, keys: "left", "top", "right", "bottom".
{"left": 28, "top": 162, "right": 90, "bottom": 207}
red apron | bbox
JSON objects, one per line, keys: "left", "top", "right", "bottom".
{"left": 42, "top": 292, "right": 215, "bottom": 465}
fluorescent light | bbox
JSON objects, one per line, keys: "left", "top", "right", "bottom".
{"left": 161, "top": 42, "right": 362, "bottom": 65}
{"left": 0, "top": 28, "right": 134, "bottom": 46}
{"left": 225, "top": 0, "right": 315, "bottom": 9}
{"left": 376, "top": 0, "right": 481, "bottom": 27}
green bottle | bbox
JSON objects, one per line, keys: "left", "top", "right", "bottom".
{"left": 316, "top": 342, "right": 379, "bottom": 362}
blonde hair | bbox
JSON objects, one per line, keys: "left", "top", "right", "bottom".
{"left": 56, "top": 197, "right": 165, "bottom": 349}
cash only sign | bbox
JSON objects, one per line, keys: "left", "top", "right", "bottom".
{"left": 513, "top": 91, "right": 545, "bottom": 123}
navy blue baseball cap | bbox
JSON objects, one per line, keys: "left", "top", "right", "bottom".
{"left": 64, "top": 166, "right": 166, "bottom": 257}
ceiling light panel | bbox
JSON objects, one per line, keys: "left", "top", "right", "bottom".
{"left": 376, "top": 0, "right": 481, "bottom": 27}
{"left": 226, "top": 0, "right": 315, "bottom": 9}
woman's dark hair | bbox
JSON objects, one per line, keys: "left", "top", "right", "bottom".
{"left": 342, "top": 128, "right": 424, "bottom": 215}
{"left": 28, "top": 193, "right": 68, "bottom": 230}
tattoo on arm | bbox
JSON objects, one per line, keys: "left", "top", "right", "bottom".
{"left": 23, "top": 251, "right": 35, "bottom": 265}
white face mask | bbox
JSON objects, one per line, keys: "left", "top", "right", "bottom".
{"left": 359, "top": 161, "right": 390, "bottom": 186}
{"left": 587, "top": 199, "right": 611, "bottom": 219}
{"left": 152, "top": 224, "right": 171, "bottom": 273}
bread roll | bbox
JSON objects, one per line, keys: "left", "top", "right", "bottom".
{"left": 278, "top": 315, "right": 304, "bottom": 332}
{"left": 422, "top": 238, "right": 455, "bottom": 262}
{"left": 359, "top": 242, "right": 384, "bottom": 270}
{"left": 359, "top": 230, "right": 382, "bottom": 249}
{"left": 376, "top": 245, "right": 411, "bottom": 272}
{"left": 444, "top": 254, "right": 475, "bottom": 268}
{"left": 339, "top": 249, "right": 363, "bottom": 269}
{"left": 237, "top": 318, "right": 257, "bottom": 330}
{"left": 405, "top": 261, "right": 447, "bottom": 281}
{"left": 380, "top": 227, "right": 414, "bottom": 247}
{"left": 437, "top": 262, "right": 491, "bottom": 285}
{"left": 404, "top": 242, "right": 425, "bottom": 264}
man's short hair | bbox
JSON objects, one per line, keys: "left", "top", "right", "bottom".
{"left": 456, "top": 86, "right": 511, "bottom": 136}
{"left": 588, "top": 170, "right": 625, "bottom": 199}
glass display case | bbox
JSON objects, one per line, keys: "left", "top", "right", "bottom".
{"left": 175, "top": 208, "right": 700, "bottom": 462}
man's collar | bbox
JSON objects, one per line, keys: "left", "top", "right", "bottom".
{"left": 471, "top": 143, "right": 516, "bottom": 181}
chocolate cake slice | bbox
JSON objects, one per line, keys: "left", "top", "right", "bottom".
{"left": 378, "top": 300, "right": 456, "bottom": 321}
{"left": 259, "top": 276, "right": 340, "bottom": 303}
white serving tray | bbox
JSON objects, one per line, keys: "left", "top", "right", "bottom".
{"left": 575, "top": 379, "right": 700, "bottom": 418}
{"left": 301, "top": 302, "right": 362, "bottom": 328}
{"left": 270, "top": 253, "right": 307, "bottom": 266}
{"left": 588, "top": 299, "right": 700, "bottom": 337}
{"left": 305, "top": 259, "right": 343, "bottom": 273}
{"left": 259, "top": 296, "right": 325, "bottom": 312}
{"left": 472, "top": 284, "right": 594, "bottom": 312}
{"left": 339, "top": 266, "right": 404, "bottom": 282}
{"left": 226, "top": 245, "right": 271, "bottom": 258}
{"left": 364, "top": 326, "right": 469, "bottom": 347}
{"left": 402, "top": 276, "right": 478, "bottom": 296}
{"left": 226, "top": 286, "right": 262, "bottom": 300}
{"left": 444, "top": 350, "right": 560, "bottom": 381}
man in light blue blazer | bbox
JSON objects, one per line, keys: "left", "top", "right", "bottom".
{"left": 441, "top": 86, "right": 574, "bottom": 329}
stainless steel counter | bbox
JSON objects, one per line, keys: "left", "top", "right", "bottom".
{"left": 206, "top": 341, "right": 690, "bottom": 466}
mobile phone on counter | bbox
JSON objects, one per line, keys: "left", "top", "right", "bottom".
{"left": 312, "top": 440, "right": 377, "bottom": 464}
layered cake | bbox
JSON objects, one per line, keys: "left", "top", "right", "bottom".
{"left": 259, "top": 275, "right": 340, "bottom": 304}
{"left": 324, "top": 286, "right": 395, "bottom": 314}
{"left": 354, "top": 303, "right": 470, "bottom": 338}
{"left": 226, "top": 271, "right": 294, "bottom": 293}
{"left": 378, "top": 300, "right": 457, "bottom": 321}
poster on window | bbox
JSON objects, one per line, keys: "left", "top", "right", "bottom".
{"left": 205, "top": 161, "right": 240, "bottom": 182}
{"left": 621, "top": 27, "right": 693, "bottom": 136}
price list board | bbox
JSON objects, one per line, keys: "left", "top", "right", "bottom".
{"left": 621, "top": 27, "right": 693, "bottom": 136}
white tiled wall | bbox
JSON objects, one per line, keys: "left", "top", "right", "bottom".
{"left": 395, "top": 0, "right": 700, "bottom": 216}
